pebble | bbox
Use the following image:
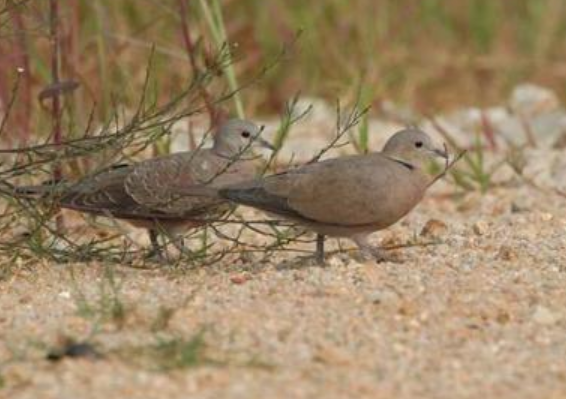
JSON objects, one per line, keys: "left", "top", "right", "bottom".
{"left": 497, "top": 245, "right": 517, "bottom": 261}
{"left": 58, "top": 291, "right": 71, "bottom": 299}
{"left": 230, "top": 275, "right": 249, "bottom": 285}
{"left": 366, "top": 289, "right": 399, "bottom": 305}
{"left": 539, "top": 213, "right": 554, "bottom": 222}
{"left": 46, "top": 342, "right": 101, "bottom": 361}
{"left": 532, "top": 305, "right": 560, "bottom": 325}
{"left": 327, "top": 255, "right": 347, "bottom": 268}
{"left": 473, "top": 221, "right": 489, "bottom": 236}
{"left": 420, "top": 219, "right": 448, "bottom": 238}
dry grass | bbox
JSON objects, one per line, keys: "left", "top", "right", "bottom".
{"left": 1, "top": 0, "right": 566, "bottom": 147}
{"left": 2, "top": 181, "right": 566, "bottom": 398}
{"left": 1, "top": 2, "right": 566, "bottom": 397}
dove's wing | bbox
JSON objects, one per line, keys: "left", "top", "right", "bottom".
{"left": 58, "top": 164, "right": 153, "bottom": 218}
{"left": 220, "top": 153, "right": 429, "bottom": 228}
{"left": 57, "top": 162, "right": 214, "bottom": 220}
{"left": 125, "top": 150, "right": 255, "bottom": 217}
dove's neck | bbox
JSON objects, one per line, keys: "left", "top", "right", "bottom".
{"left": 213, "top": 140, "right": 239, "bottom": 156}
{"left": 383, "top": 153, "right": 434, "bottom": 186}
{"left": 389, "top": 157, "right": 416, "bottom": 170}
{"left": 384, "top": 153, "right": 424, "bottom": 171}
{"left": 213, "top": 141, "right": 256, "bottom": 161}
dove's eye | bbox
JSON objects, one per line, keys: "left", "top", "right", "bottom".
{"left": 415, "top": 141, "right": 423, "bottom": 148}
{"left": 241, "top": 131, "right": 251, "bottom": 138}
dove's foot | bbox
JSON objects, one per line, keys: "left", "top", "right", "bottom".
{"left": 144, "top": 247, "right": 166, "bottom": 263}
{"left": 349, "top": 246, "right": 401, "bottom": 263}
{"left": 352, "top": 234, "right": 401, "bottom": 263}
{"left": 146, "top": 229, "right": 169, "bottom": 264}
{"left": 359, "top": 246, "right": 392, "bottom": 262}
{"left": 170, "top": 236, "right": 187, "bottom": 256}
{"left": 315, "top": 234, "right": 326, "bottom": 265}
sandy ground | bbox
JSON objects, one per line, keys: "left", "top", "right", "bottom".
{"left": 2, "top": 180, "right": 566, "bottom": 399}
{"left": 3, "top": 87, "right": 566, "bottom": 398}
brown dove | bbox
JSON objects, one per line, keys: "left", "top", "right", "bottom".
{"left": 217, "top": 128, "right": 448, "bottom": 263}
{"left": 17, "top": 118, "right": 273, "bottom": 258}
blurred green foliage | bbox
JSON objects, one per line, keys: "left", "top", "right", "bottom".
{"left": 0, "top": 0, "right": 565, "bottom": 141}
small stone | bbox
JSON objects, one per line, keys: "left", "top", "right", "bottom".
{"left": 230, "top": 275, "right": 248, "bottom": 285}
{"left": 420, "top": 219, "right": 447, "bottom": 238}
{"left": 496, "top": 311, "right": 511, "bottom": 324}
{"left": 457, "top": 193, "right": 482, "bottom": 212}
{"left": 313, "top": 345, "right": 351, "bottom": 365}
{"left": 381, "top": 232, "right": 403, "bottom": 247}
{"left": 532, "top": 305, "right": 560, "bottom": 325}
{"left": 367, "top": 289, "right": 399, "bottom": 305}
{"left": 539, "top": 212, "right": 553, "bottom": 222}
{"left": 473, "top": 221, "right": 489, "bottom": 236}
{"left": 58, "top": 291, "right": 71, "bottom": 299}
{"left": 327, "top": 255, "right": 345, "bottom": 268}
{"left": 511, "top": 202, "right": 528, "bottom": 213}
{"left": 509, "top": 83, "right": 560, "bottom": 118}
{"left": 497, "top": 245, "right": 517, "bottom": 261}
{"left": 47, "top": 342, "right": 101, "bottom": 361}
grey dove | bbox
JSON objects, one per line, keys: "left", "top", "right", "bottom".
{"left": 217, "top": 128, "right": 448, "bottom": 263}
{"left": 17, "top": 118, "right": 273, "bottom": 258}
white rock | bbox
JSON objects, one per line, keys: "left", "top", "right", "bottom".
{"left": 366, "top": 288, "right": 399, "bottom": 305}
{"left": 380, "top": 100, "right": 418, "bottom": 124}
{"left": 509, "top": 83, "right": 560, "bottom": 118}
{"left": 532, "top": 305, "right": 560, "bottom": 325}
{"left": 426, "top": 84, "right": 566, "bottom": 149}
{"left": 291, "top": 97, "right": 335, "bottom": 126}
{"left": 473, "top": 220, "right": 489, "bottom": 236}
{"left": 58, "top": 290, "right": 71, "bottom": 299}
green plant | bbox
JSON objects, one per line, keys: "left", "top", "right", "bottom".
{"left": 355, "top": 84, "right": 373, "bottom": 154}
{"left": 150, "top": 307, "right": 176, "bottom": 333}
{"left": 430, "top": 118, "right": 506, "bottom": 193}
{"left": 198, "top": 0, "right": 244, "bottom": 118}
{"left": 71, "top": 265, "right": 126, "bottom": 328}
{"left": 152, "top": 334, "right": 207, "bottom": 370}
{"left": 121, "top": 332, "right": 210, "bottom": 371}
{"left": 469, "top": 0, "right": 499, "bottom": 52}
{"left": 270, "top": 93, "right": 313, "bottom": 158}
{"left": 463, "top": 133, "right": 492, "bottom": 192}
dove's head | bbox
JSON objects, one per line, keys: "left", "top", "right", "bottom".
{"left": 213, "top": 118, "right": 274, "bottom": 157}
{"left": 382, "top": 128, "right": 448, "bottom": 168}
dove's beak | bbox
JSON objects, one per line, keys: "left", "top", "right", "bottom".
{"left": 254, "top": 126, "right": 275, "bottom": 151}
{"left": 431, "top": 147, "right": 449, "bottom": 160}
{"left": 256, "top": 137, "right": 275, "bottom": 151}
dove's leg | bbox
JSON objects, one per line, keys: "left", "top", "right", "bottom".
{"left": 352, "top": 234, "right": 388, "bottom": 262}
{"left": 315, "top": 234, "right": 325, "bottom": 264}
{"left": 164, "top": 224, "right": 189, "bottom": 256}
{"left": 169, "top": 234, "right": 187, "bottom": 256}
{"left": 146, "top": 229, "right": 163, "bottom": 259}
{"left": 156, "top": 224, "right": 191, "bottom": 262}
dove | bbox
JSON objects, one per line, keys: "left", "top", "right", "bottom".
{"left": 16, "top": 118, "right": 274, "bottom": 258}
{"left": 217, "top": 128, "right": 448, "bottom": 263}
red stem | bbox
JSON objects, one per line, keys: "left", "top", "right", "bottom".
{"left": 9, "top": 2, "right": 31, "bottom": 144}
{"left": 480, "top": 110, "right": 497, "bottom": 151}
{"left": 177, "top": 0, "right": 220, "bottom": 134}
{"left": 50, "top": 0, "right": 64, "bottom": 231}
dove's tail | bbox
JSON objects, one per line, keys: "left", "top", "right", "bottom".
{"left": 218, "top": 185, "right": 300, "bottom": 219}
{"left": 172, "top": 184, "right": 221, "bottom": 198}
{"left": 2, "top": 179, "right": 63, "bottom": 199}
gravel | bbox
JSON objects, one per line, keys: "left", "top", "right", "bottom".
{"left": 3, "top": 84, "right": 566, "bottom": 398}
